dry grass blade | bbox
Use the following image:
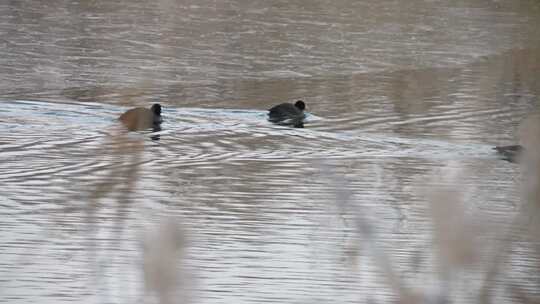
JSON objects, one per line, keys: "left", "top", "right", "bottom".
{"left": 425, "top": 167, "right": 477, "bottom": 273}
{"left": 480, "top": 114, "right": 540, "bottom": 303}
{"left": 320, "top": 163, "right": 426, "bottom": 303}
{"left": 143, "top": 218, "right": 187, "bottom": 304}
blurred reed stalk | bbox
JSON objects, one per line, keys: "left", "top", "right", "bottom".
{"left": 328, "top": 114, "right": 540, "bottom": 303}
{"left": 80, "top": 131, "right": 145, "bottom": 301}
{"left": 142, "top": 217, "right": 187, "bottom": 304}
{"left": 77, "top": 128, "right": 187, "bottom": 303}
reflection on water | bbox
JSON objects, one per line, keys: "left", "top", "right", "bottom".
{"left": 1, "top": 0, "right": 540, "bottom": 303}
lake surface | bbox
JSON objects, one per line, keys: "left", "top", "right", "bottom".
{"left": 1, "top": 0, "right": 540, "bottom": 303}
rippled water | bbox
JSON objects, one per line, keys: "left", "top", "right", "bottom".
{"left": 2, "top": 0, "right": 540, "bottom": 303}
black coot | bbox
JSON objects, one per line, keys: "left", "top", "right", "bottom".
{"left": 268, "top": 100, "right": 306, "bottom": 128}
{"left": 494, "top": 144, "right": 523, "bottom": 163}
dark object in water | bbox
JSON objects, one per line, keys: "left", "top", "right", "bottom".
{"left": 119, "top": 103, "right": 162, "bottom": 131}
{"left": 268, "top": 100, "right": 306, "bottom": 128}
{"left": 494, "top": 144, "right": 523, "bottom": 163}
{"left": 150, "top": 124, "right": 161, "bottom": 141}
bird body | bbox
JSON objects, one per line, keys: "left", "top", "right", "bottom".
{"left": 119, "top": 103, "right": 162, "bottom": 131}
{"left": 494, "top": 144, "right": 523, "bottom": 163}
{"left": 268, "top": 100, "right": 306, "bottom": 128}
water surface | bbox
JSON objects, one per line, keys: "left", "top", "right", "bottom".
{"left": 1, "top": 1, "right": 540, "bottom": 303}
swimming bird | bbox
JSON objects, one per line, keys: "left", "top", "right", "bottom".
{"left": 119, "top": 103, "right": 162, "bottom": 131}
{"left": 493, "top": 114, "right": 540, "bottom": 163}
{"left": 494, "top": 144, "right": 523, "bottom": 163}
{"left": 268, "top": 100, "right": 306, "bottom": 128}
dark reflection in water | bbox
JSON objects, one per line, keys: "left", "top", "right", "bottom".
{"left": 1, "top": 0, "right": 540, "bottom": 304}
{"left": 151, "top": 125, "right": 162, "bottom": 141}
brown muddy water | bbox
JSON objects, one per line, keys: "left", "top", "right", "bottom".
{"left": 1, "top": 0, "right": 540, "bottom": 303}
